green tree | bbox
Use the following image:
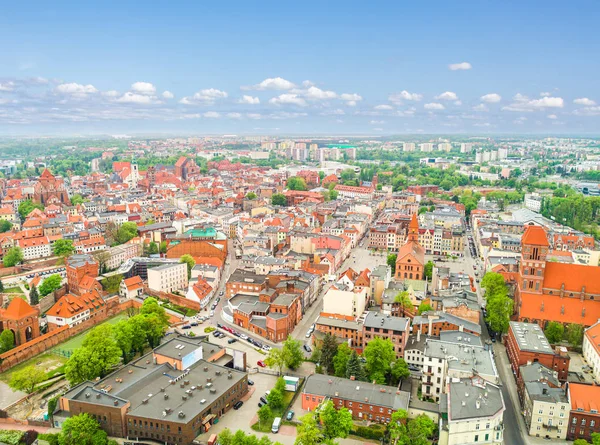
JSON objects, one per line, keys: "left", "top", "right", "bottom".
{"left": 573, "top": 439, "right": 590, "bottom": 445}
{"left": 29, "top": 284, "right": 40, "bottom": 305}
{"left": 320, "top": 333, "right": 338, "bottom": 374}
{"left": 101, "top": 274, "right": 123, "bottom": 293}
{"left": 295, "top": 413, "right": 323, "bottom": 445}
{"left": 257, "top": 404, "right": 273, "bottom": 428}
{"left": 112, "top": 320, "right": 135, "bottom": 363}
{"left": 329, "top": 189, "right": 338, "bottom": 200}
{"left": 387, "top": 254, "right": 397, "bottom": 270}
{"left": 482, "top": 272, "right": 513, "bottom": 334}
{"left": 265, "top": 347, "right": 286, "bottom": 375}
{"left": 394, "top": 291, "right": 413, "bottom": 316}
{"left": 9, "top": 365, "right": 47, "bottom": 393}
{"left": 388, "top": 409, "right": 408, "bottom": 445}
{"left": 282, "top": 336, "right": 304, "bottom": 370}
{"left": 0, "top": 220, "right": 12, "bottom": 233}
{"left": 592, "top": 432, "right": 600, "bottom": 445}
{"left": 271, "top": 193, "right": 287, "bottom": 206}
{"left": 246, "top": 192, "right": 257, "bottom": 200}
{"left": 566, "top": 323, "right": 584, "bottom": 346}
{"left": 345, "top": 350, "right": 365, "bottom": 381}
{"left": 481, "top": 271, "right": 508, "bottom": 297}
{"left": 65, "top": 325, "right": 121, "bottom": 384}
{"left": 363, "top": 337, "right": 395, "bottom": 383}
{"left": 70, "top": 194, "right": 85, "bottom": 206}
{"left": 287, "top": 176, "right": 307, "bottom": 191}
{"left": 159, "top": 241, "right": 168, "bottom": 254}
{"left": 0, "top": 329, "right": 15, "bottom": 354}
{"left": 391, "top": 358, "right": 410, "bottom": 385}
{"left": 544, "top": 321, "right": 564, "bottom": 344}
{"left": 53, "top": 239, "right": 75, "bottom": 258}
{"left": 139, "top": 296, "right": 170, "bottom": 327}
{"left": 114, "top": 221, "right": 138, "bottom": 245}
{"left": 417, "top": 302, "right": 433, "bottom": 315}
{"left": 180, "top": 254, "right": 195, "bottom": 279}
{"left": 59, "top": 413, "right": 107, "bottom": 445}
{"left": 320, "top": 400, "right": 353, "bottom": 439}
{"left": 18, "top": 200, "right": 44, "bottom": 220}
{"left": 137, "top": 313, "right": 168, "bottom": 349}
{"left": 266, "top": 387, "right": 284, "bottom": 410}
{"left": 39, "top": 274, "right": 63, "bottom": 296}
{"left": 423, "top": 261, "right": 434, "bottom": 280}
{"left": 3, "top": 246, "right": 24, "bottom": 267}
{"left": 405, "top": 414, "right": 436, "bottom": 445}
{"left": 333, "top": 343, "right": 353, "bottom": 377}
{"left": 147, "top": 242, "right": 159, "bottom": 255}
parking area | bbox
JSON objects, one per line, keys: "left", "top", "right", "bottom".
{"left": 568, "top": 351, "right": 596, "bottom": 384}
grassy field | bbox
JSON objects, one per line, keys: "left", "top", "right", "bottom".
{"left": 0, "top": 352, "right": 67, "bottom": 384}
{"left": 50, "top": 313, "right": 128, "bottom": 355}
{"left": 3, "top": 286, "right": 24, "bottom": 294}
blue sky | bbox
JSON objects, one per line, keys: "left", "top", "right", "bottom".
{"left": 0, "top": 1, "right": 599, "bottom": 135}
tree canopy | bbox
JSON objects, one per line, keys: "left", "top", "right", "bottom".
{"left": 271, "top": 193, "right": 287, "bottom": 206}
{"left": 9, "top": 365, "right": 47, "bottom": 393}
{"left": 39, "top": 274, "right": 63, "bottom": 296}
{"left": 3, "top": 246, "right": 24, "bottom": 267}
{"left": 180, "top": 254, "right": 195, "bottom": 279}
{"left": 482, "top": 272, "right": 513, "bottom": 334}
{"left": 287, "top": 176, "right": 307, "bottom": 191}
{"left": 281, "top": 336, "right": 304, "bottom": 370}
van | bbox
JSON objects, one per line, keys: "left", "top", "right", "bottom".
{"left": 271, "top": 417, "right": 282, "bottom": 433}
{"left": 208, "top": 434, "right": 218, "bottom": 445}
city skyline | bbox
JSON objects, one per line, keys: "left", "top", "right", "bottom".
{"left": 1, "top": 1, "right": 599, "bottom": 135}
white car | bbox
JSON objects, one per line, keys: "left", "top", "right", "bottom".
{"left": 262, "top": 345, "right": 271, "bottom": 352}
{"left": 209, "top": 310, "right": 215, "bottom": 317}
{"left": 240, "top": 334, "right": 249, "bottom": 340}
{"left": 305, "top": 331, "right": 312, "bottom": 338}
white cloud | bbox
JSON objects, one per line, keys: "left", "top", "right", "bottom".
{"left": 370, "top": 120, "right": 385, "bottom": 124}
{"left": 502, "top": 94, "right": 564, "bottom": 111}
{"left": 574, "top": 97, "right": 596, "bottom": 106}
{"left": 528, "top": 97, "right": 564, "bottom": 108}
{"left": 346, "top": 101, "right": 357, "bottom": 107}
{"left": 448, "top": 62, "right": 472, "bottom": 71}
{"left": 268, "top": 93, "right": 307, "bottom": 107}
{"left": 474, "top": 122, "right": 491, "bottom": 127}
{"left": 540, "top": 92, "right": 551, "bottom": 97}
{"left": 389, "top": 90, "right": 422, "bottom": 103}
{"left": 103, "top": 90, "right": 120, "bottom": 98}
{"left": 374, "top": 104, "right": 393, "bottom": 110}
{"left": 473, "top": 104, "right": 489, "bottom": 112}
{"left": 480, "top": 93, "right": 502, "bottom": 103}
{"left": 301, "top": 80, "right": 315, "bottom": 88}
{"left": 305, "top": 86, "right": 337, "bottom": 100}
{"left": 320, "top": 109, "right": 345, "bottom": 116}
{"left": 226, "top": 112, "right": 242, "bottom": 119}
{"left": 162, "top": 91, "right": 174, "bottom": 99}
{"left": 55, "top": 82, "right": 98, "bottom": 95}
{"left": 247, "top": 113, "right": 263, "bottom": 120}
{"left": 243, "top": 77, "right": 295, "bottom": 91}
{"left": 203, "top": 111, "right": 221, "bottom": 118}
{"left": 180, "top": 88, "right": 228, "bottom": 105}
{"left": 238, "top": 95, "right": 260, "bottom": 105}
{"left": 116, "top": 92, "right": 155, "bottom": 104}
{"left": 0, "top": 81, "right": 16, "bottom": 92}
{"left": 424, "top": 102, "right": 445, "bottom": 110}
{"left": 340, "top": 93, "right": 362, "bottom": 102}
{"left": 454, "top": 100, "right": 462, "bottom": 106}
{"left": 547, "top": 114, "right": 558, "bottom": 119}
{"left": 131, "top": 82, "right": 156, "bottom": 95}
{"left": 435, "top": 91, "right": 458, "bottom": 101}
{"left": 573, "top": 106, "right": 600, "bottom": 116}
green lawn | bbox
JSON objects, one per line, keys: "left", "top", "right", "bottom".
{"left": 3, "top": 286, "right": 24, "bottom": 294}
{"left": 50, "top": 313, "right": 128, "bottom": 355}
{"left": 0, "top": 352, "right": 67, "bottom": 384}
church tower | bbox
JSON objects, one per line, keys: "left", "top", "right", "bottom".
{"left": 519, "top": 225, "right": 548, "bottom": 295}
{"left": 408, "top": 213, "right": 420, "bottom": 242}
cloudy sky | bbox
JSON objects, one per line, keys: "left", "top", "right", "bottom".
{"left": 0, "top": 1, "right": 599, "bottom": 135}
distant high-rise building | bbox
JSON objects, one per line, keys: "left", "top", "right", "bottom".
{"left": 403, "top": 142, "right": 416, "bottom": 152}
{"left": 420, "top": 143, "right": 434, "bottom": 152}
{"left": 438, "top": 143, "right": 452, "bottom": 152}
{"left": 460, "top": 143, "right": 474, "bottom": 153}
{"left": 498, "top": 147, "right": 508, "bottom": 160}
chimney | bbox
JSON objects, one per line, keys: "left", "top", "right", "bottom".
{"left": 475, "top": 400, "right": 481, "bottom": 410}
{"left": 417, "top": 329, "right": 421, "bottom": 342}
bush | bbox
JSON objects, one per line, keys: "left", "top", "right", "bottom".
{"left": 48, "top": 395, "right": 59, "bottom": 417}
{"left": 353, "top": 425, "right": 385, "bottom": 440}
{"left": 0, "top": 430, "right": 24, "bottom": 445}
{"left": 38, "top": 433, "right": 60, "bottom": 445}
{"left": 204, "top": 326, "right": 216, "bottom": 333}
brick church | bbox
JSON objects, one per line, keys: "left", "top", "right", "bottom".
{"left": 395, "top": 213, "right": 425, "bottom": 280}
{"left": 515, "top": 225, "right": 600, "bottom": 327}
{"left": 33, "top": 168, "right": 71, "bottom": 206}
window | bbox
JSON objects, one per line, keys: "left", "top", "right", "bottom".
{"left": 474, "top": 435, "right": 479, "bottom": 442}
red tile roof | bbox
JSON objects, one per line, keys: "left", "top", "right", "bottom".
{"left": 568, "top": 383, "right": 600, "bottom": 413}
{"left": 521, "top": 225, "right": 549, "bottom": 246}
{"left": 544, "top": 262, "right": 600, "bottom": 294}
{"left": 520, "top": 292, "right": 600, "bottom": 326}
{"left": 123, "top": 275, "right": 144, "bottom": 290}
{"left": 1, "top": 297, "right": 37, "bottom": 320}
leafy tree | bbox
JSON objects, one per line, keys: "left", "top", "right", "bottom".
{"left": 70, "top": 194, "right": 85, "bottom": 206}
{"left": 295, "top": 413, "right": 323, "bottom": 445}
{"left": 65, "top": 325, "right": 121, "bottom": 384}
{"left": 388, "top": 409, "right": 409, "bottom": 445}
{"left": 481, "top": 271, "right": 508, "bottom": 297}
{"left": 137, "top": 313, "right": 168, "bottom": 349}
{"left": 114, "top": 221, "right": 138, "bottom": 245}
{"left": 592, "top": 432, "right": 600, "bottom": 445}
{"left": 333, "top": 342, "right": 352, "bottom": 377}
{"left": 29, "top": 284, "right": 39, "bottom": 305}
{"left": 405, "top": 414, "right": 436, "bottom": 445}
{"left": 423, "top": 261, "right": 434, "bottom": 280}
{"left": 0, "top": 219, "right": 12, "bottom": 233}
{"left": 329, "top": 189, "right": 338, "bottom": 200}
{"left": 482, "top": 272, "right": 513, "bottom": 334}
{"left": 363, "top": 337, "right": 395, "bottom": 384}
{"left": 391, "top": 358, "right": 410, "bottom": 385}
{"left": 320, "top": 333, "right": 338, "bottom": 374}
{"left": 246, "top": 192, "right": 257, "bottom": 200}
{"left": 39, "top": 274, "right": 63, "bottom": 296}
{"left": 53, "top": 239, "right": 75, "bottom": 257}
{"left": 3, "top": 246, "right": 24, "bottom": 267}
{"left": 180, "top": 254, "right": 195, "bottom": 279}
{"left": 271, "top": 193, "right": 287, "bottom": 206}
{"left": 282, "top": 336, "right": 304, "bottom": 370}
{"left": 18, "top": 200, "right": 44, "bottom": 220}
{"left": 92, "top": 250, "right": 111, "bottom": 273}
{"left": 544, "top": 321, "right": 564, "bottom": 344}
{"left": 159, "top": 241, "right": 168, "bottom": 254}
{"left": 320, "top": 400, "right": 353, "bottom": 439}
{"left": 417, "top": 302, "right": 433, "bottom": 315}
{"left": 573, "top": 439, "right": 590, "bottom": 445}
{"left": 566, "top": 323, "right": 584, "bottom": 346}
{"left": 9, "top": 365, "right": 47, "bottom": 393}
{"left": 394, "top": 291, "right": 413, "bottom": 316}
{"left": 345, "top": 350, "right": 365, "bottom": 381}
{"left": 266, "top": 386, "right": 284, "bottom": 410}
{"left": 257, "top": 404, "right": 273, "bottom": 428}
{"left": 387, "top": 254, "right": 397, "bottom": 270}
{"left": 147, "top": 242, "right": 159, "bottom": 255}
{"left": 112, "top": 320, "right": 135, "bottom": 362}
{"left": 0, "top": 329, "right": 15, "bottom": 353}
{"left": 59, "top": 413, "right": 107, "bottom": 445}
{"left": 101, "top": 274, "right": 123, "bottom": 293}
{"left": 139, "top": 296, "right": 170, "bottom": 327}
{"left": 274, "top": 376, "right": 286, "bottom": 394}
{"left": 265, "top": 347, "right": 286, "bottom": 375}
{"left": 287, "top": 176, "right": 307, "bottom": 191}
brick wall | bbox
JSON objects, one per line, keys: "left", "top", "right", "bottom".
{"left": 144, "top": 286, "right": 201, "bottom": 312}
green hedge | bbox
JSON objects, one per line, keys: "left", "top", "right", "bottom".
{"left": 352, "top": 424, "right": 385, "bottom": 440}
{"left": 0, "top": 430, "right": 24, "bottom": 445}
{"left": 37, "top": 433, "right": 60, "bottom": 445}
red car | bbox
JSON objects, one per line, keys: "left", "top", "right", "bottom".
{"left": 257, "top": 360, "right": 266, "bottom": 368}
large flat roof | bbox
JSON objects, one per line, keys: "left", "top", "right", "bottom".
{"left": 509, "top": 322, "right": 553, "bottom": 354}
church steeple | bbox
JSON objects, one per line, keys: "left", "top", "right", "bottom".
{"left": 408, "top": 213, "right": 419, "bottom": 242}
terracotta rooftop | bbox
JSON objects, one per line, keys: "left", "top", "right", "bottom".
{"left": 521, "top": 225, "right": 549, "bottom": 246}
{"left": 1, "top": 297, "right": 37, "bottom": 320}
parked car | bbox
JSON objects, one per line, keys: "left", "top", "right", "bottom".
{"left": 305, "top": 331, "right": 312, "bottom": 338}
{"left": 219, "top": 291, "right": 224, "bottom": 296}
{"left": 240, "top": 334, "right": 249, "bottom": 340}
{"left": 227, "top": 338, "right": 237, "bottom": 344}
{"left": 303, "top": 344, "right": 312, "bottom": 353}
{"left": 212, "top": 330, "right": 221, "bottom": 337}
{"left": 262, "top": 345, "right": 271, "bottom": 352}
{"left": 182, "top": 325, "right": 191, "bottom": 329}
{"left": 258, "top": 401, "right": 264, "bottom": 408}
{"left": 210, "top": 310, "right": 215, "bottom": 317}
{"left": 260, "top": 396, "right": 268, "bottom": 404}
{"left": 286, "top": 411, "right": 294, "bottom": 421}
{"left": 248, "top": 379, "right": 254, "bottom": 386}
{"left": 233, "top": 401, "right": 243, "bottom": 410}
{"left": 255, "top": 341, "right": 263, "bottom": 348}
{"left": 191, "top": 322, "right": 198, "bottom": 326}
{"left": 257, "top": 360, "right": 266, "bottom": 368}
{"left": 217, "top": 323, "right": 223, "bottom": 328}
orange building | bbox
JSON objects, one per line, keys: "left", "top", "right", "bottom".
{"left": 395, "top": 214, "right": 425, "bottom": 280}
{"left": 66, "top": 254, "right": 100, "bottom": 296}
{"left": 0, "top": 298, "right": 40, "bottom": 346}
{"left": 516, "top": 225, "right": 600, "bottom": 328}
